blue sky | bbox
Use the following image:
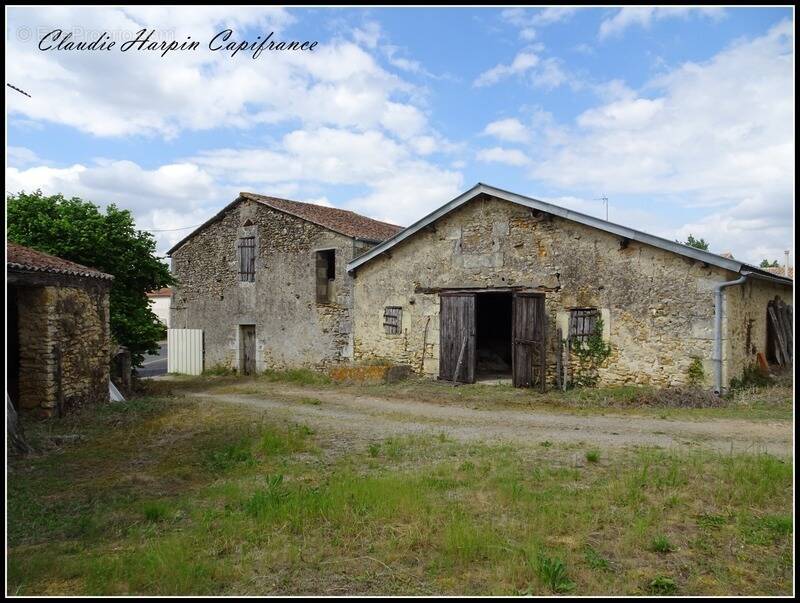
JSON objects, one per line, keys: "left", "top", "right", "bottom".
{"left": 6, "top": 6, "right": 795, "bottom": 264}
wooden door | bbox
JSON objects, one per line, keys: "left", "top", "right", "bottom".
{"left": 239, "top": 325, "right": 256, "bottom": 375}
{"left": 512, "top": 293, "right": 546, "bottom": 390}
{"left": 439, "top": 293, "right": 476, "bottom": 383}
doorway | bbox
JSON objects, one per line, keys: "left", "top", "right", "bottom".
{"left": 239, "top": 325, "right": 256, "bottom": 375}
{"left": 476, "top": 292, "right": 513, "bottom": 381}
{"left": 439, "top": 290, "right": 546, "bottom": 389}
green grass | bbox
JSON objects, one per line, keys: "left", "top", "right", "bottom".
{"left": 261, "top": 368, "right": 331, "bottom": 386}
{"left": 650, "top": 535, "right": 673, "bottom": 553}
{"left": 7, "top": 394, "right": 793, "bottom": 595}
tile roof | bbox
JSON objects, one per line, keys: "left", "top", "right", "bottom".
{"left": 168, "top": 193, "right": 403, "bottom": 256}
{"left": 240, "top": 192, "right": 402, "bottom": 242}
{"left": 147, "top": 287, "right": 173, "bottom": 297}
{"left": 764, "top": 265, "right": 794, "bottom": 279}
{"left": 7, "top": 242, "right": 113, "bottom": 281}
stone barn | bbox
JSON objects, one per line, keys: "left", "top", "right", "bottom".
{"left": 168, "top": 193, "right": 401, "bottom": 373}
{"left": 7, "top": 242, "right": 113, "bottom": 418}
{"left": 347, "top": 184, "right": 793, "bottom": 391}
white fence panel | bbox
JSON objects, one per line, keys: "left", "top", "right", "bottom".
{"left": 167, "top": 329, "right": 203, "bottom": 375}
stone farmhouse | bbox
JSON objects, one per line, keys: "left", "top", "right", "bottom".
{"left": 7, "top": 242, "right": 113, "bottom": 418}
{"left": 347, "top": 184, "right": 793, "bottom": 392}
{"left": 167, "top": 193, "right": 401, "bottom": 374}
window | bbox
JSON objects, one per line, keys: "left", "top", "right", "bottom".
{"left": 315, "top": 250, "right": 336, "bottom": 303}
{"left": 383, "top": 306, "right": 402, "bottom": 334}
{"left": 238, "top": 237, "right": 256, "bottom": 282}
{"left": 569, "top": 308, "right": 599, "bottom": 342}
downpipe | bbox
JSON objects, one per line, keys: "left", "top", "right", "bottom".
{"left": 713, "top": 275, "right": 747, "bottom": 394}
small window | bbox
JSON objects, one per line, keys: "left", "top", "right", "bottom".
{"left": 316, "top": 250, "right": 336, "bottom": 303}
{"left": 569, "top": 308, "right": 599, "bottom": 342}
{"left": 383, "top": 306, "right": 402, "bottom": 334}
{"left": 238, "top": 237, "right": 256, "bottom": 282}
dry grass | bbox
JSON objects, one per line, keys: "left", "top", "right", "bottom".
{"left": 153, "top": 370, "right": 794, "bottom": 422}
{"left": 7, "top": 389, "right": 793, "bottom": 596}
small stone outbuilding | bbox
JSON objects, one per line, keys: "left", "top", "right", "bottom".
{"left": 7, "top": 242, "right": 113, "bottom": 418}
{"left": 168, "top": 193, "right": 401, "bottom": 373}
{"left": 347, "top": 184, "right": 793, "bottom": 391}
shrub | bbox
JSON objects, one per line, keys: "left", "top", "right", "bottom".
{"left": 687, "top": 357, "right": 705, "bottom": 386}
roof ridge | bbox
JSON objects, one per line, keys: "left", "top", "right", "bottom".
{"left": 346, "top": 183, "right": 794, "bottom": 284}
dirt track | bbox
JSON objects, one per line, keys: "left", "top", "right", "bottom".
{"left": 197, "top": 385, "right": 793, "bottom": 456}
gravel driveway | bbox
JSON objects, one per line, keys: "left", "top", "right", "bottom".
{"left": 197, "top": 385, "right": 793, "bottom": 456}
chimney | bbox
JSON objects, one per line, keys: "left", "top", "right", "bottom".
{"left": 785, "top": 250, "right": 790, "bottom": 277}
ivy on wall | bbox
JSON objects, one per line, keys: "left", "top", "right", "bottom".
{"left": 569, "top": 318, "right": 612, "bottom": 388}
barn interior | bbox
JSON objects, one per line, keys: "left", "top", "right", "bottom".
{"left": 475, "top": 291, "right": 513, "bottom": 381}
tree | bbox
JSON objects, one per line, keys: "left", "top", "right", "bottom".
{"left": 760, "top": 259, "right": 780, "bottom": 268}
{"left": 678, "top": 234, "right": 710, "bottom": 251}
{"left": 7, "top": 190, "right": 174, "bottom": 366}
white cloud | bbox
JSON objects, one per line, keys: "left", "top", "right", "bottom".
{"left": 6, "top": 8, "right": 465, "bottom": 246}
{"left": 483, "top": 118, "right": 531, "bottom": 144}
{"left": 6, "top": 159, "right": 224, "bottom": 252}
{"left": 476, "top": 147, "right": 530, "bottom": 167}
{"left": 530, "top": 57, "right": 571, "bottom": 90}
{"left": 191, "top": 126, "right": 463, "bottom": 226}
{"left": 353, "top": 20, "right": 381, "bottom": 49}
{"left": 599, "top": 7, "right": 725, "bottom": 40}
{"left": 7, "top": 146, "right": 44, "bottom": 168}
{"left": 474, "top": 49, "right": 579, "bottom": 91}
{"left": 485, "top": 21, "right": 792, "bottom": 264}
{"left": 501, "top": 7, "right": 579, "bottom": 41}
{"left": 474, "top": 51, "right": 539, "bottom": 87}
{"left": 6, "top": 7, "right": 444, "bottom": 144}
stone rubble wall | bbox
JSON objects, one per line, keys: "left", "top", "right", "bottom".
{"left": 16, "top": 283, "right": 111, "bottom": 417}
{"left": 724, "top": 277, "right": 793, "bottom": 383}
{"left": 170, "top": 199, "right": 373, "bottom": 372}
{"left": 352, "top": 195, "right": 790, "bottom": 388}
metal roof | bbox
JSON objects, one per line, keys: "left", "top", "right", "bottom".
{"left": 346, "top": 182, "right": 792, "bottom": 285}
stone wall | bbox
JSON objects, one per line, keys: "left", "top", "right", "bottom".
{"left": 351, "top": 195, "right": 788, "bottom": 389}
{"left": 16, "top": 281, "right": 111, "bottom": 417}
{"left": 170, "top": 199, "right": 373, "bottom": 372}
{"left": 725, "top": 277, "right": 793, "bottom": 383}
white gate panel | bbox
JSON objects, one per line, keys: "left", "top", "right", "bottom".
{"left": 167, "top": 329, "right": 203, "bottom": 375}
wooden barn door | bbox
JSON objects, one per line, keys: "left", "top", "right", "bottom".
{"left": 239, "top": 325, "right": 256, "bottom": 375}
{"left": 512, "top": 293, "right": 546, "bottom": 390}
{"left": 439, "top": 293, "right": 476, "bottom": 383}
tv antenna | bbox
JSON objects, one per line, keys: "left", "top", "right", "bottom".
{"left": 596, "top": 195, "right": 609, "bottom": 221}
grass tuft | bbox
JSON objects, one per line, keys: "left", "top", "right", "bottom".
{"left": 533, "top": 552, "right": 575, "bottom": 593}
{"left": 142, "top": 502, "right": 171, "bottom": 523}
{"left": 648, "top": 575, "right": 678, "bottom": 595}
{"left": 650, "top": 534, "right": 673, "bottom": 553}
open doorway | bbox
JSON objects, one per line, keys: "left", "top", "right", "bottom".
{"left": 475, "top": 292, "right": 513, "bottom": 382}
{"left": 439, "top": 290, "right": 546, "bottom": 389}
